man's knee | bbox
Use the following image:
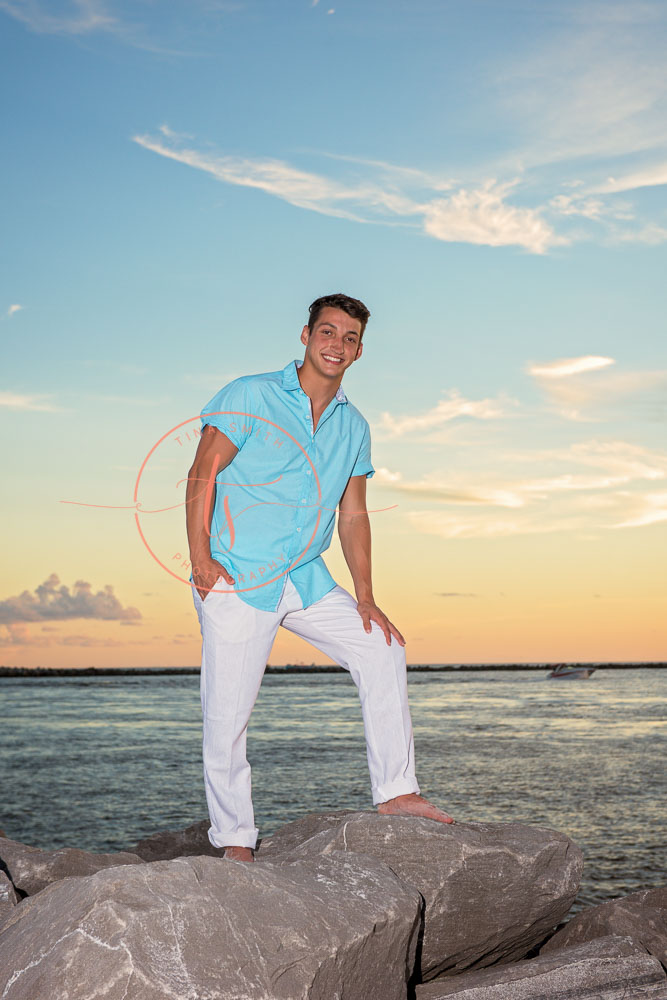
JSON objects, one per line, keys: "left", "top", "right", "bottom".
{"left": 364, "top": 620, "right": 400, "bottom": 649}
{"left": 358, "top": 626, "right": 405, "bottom": 672}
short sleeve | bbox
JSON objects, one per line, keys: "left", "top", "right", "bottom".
{"left": 200, "top": 378, "right": 253, "bottom": 452}
{"left": 350, "top": 420, "right": 375, "bottom": 479}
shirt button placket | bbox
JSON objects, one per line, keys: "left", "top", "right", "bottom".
{"left": 296, "top": 408, "right": 308, "bottom": 539}
{"left": 298, "top": 439, "right": 311, "bottom": 538}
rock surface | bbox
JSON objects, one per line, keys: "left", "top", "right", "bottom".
{"left": 0, "top": 872, "right": 18, "bottom": 927}
{"left": 130, "top": 817, "right": 221, "bottom": 861}
{"left": 0, "top": 851, "right": 423, "bottom": 1000}
{"left": 129, "top": 810, "right": 362, "bottom": 864}
{"left": 415, "top": 935, "right": 667, "bottom": 998}
{"left": 0, "top": 835, "right": 144, "bottom": 896}
{"left": 257, "top": 809, "right": 359, "bottom": 855}
{"left": 540, "top": 886, "right": 667, "bottom": 970}
{"left": 128, "top": 814, "right": 356, "bottom": 863}
{"left": 257, "top": 810, "right": 584, "bottom": 981}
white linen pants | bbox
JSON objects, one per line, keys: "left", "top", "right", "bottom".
{"left": 192, "top": 574, "right": 420, "bottom": 849}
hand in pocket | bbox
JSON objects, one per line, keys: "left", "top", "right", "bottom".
{"left": 193, "top": 559, "right": 235, "bottom": 602}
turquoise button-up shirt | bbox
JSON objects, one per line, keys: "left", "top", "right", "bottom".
{"left": 191, "top": 358, "right": 375, "bottom": 612}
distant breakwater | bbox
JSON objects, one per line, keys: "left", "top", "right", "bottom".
{"left": 1, "top": 663, "right": 665, "bottom": 677}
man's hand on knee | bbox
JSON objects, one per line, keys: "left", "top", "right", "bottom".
{"left": 356, "top": 601, "right": 406, "bottom": 647}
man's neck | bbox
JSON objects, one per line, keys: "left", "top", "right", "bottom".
{"left": 296, "top": 356, "right": 341, "bottom": 412}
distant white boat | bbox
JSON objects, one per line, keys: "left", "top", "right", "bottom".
{"left": 547, "top": 664, "right": 597, "bottom": 680}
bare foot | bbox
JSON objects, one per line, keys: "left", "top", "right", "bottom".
{"left": 377, "top": 793, "right": 455, "bottom": 825}
{"left": 222, "top": 846, "right": 255, "bottom": 862}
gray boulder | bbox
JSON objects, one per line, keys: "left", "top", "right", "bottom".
{"left": 0, "top": 835, "right": 144, "bottom": 896}
{"left": 130, "top": 817, "right": 221, "bottom": 861}
{"left": 258, "top": 809, "right": 584, "bottom": 981}
{"left": 259, "top": 809, "right": 359, "bottom": 855}
{"left": 415, "top": 935, "right": 666, "bottom": 998}
{"left": 0, "top": 872, "right": 18, "bottom": 927}
{"left": 0, "top": 851, "right": 423, "bottom": 1000}
{"left": 130, "top": 811, "right": 360, "bottom": 863}
{"left": 540, "top": 886, "right": 667, "bottom": 970}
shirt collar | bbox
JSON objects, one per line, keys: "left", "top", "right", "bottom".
{"left": 281, "top": 359, "right": 347, "bottom": 404}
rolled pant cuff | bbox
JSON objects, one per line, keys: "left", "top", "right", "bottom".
{"left": 208, "top": 828, "right": 259, "bottom": 850}
{"left": 372, "top": 777, "right": 421, "bottom": 806}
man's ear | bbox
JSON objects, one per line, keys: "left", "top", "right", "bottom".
{"left": 354, "top": 340, "right": 364, "bottom": 361}
{"left": 300, "top": 324, "right": 310, "bottom": 347}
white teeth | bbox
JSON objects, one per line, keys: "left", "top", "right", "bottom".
{"left": 323, "top": 355, "right": 342, "bottom": 363}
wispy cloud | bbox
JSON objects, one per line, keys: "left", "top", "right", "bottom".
{"left": 406, "top": 508, "right": 571, "bottom": 540}
{"left": 0, "top": 0, "right": 202, "bottom": 54}
{"left": 607, "top": 222, "right": 667, "bottom": 246}
{"left": 405, "top": 490, "right": 667, "bottom": 540}
{"left": 497, "top": 2, "right": 667, "bottom": 169}
{"left": 157, "top": 122, "right": 194, "bottom": 142}
{"left": 591, "top": 162, "right": 667, "bottom": 196}
{"left": 437, "top": 592, "right": 478, "bottom": 598}
{"left": 404, "top": 511, "right": 491, "bottom": 540}
{"left": 58, "top": 634, "right": 128, "bottom": 646}
{"left": 374, "top": 469, "right": 524, "bottom": 508}
{"left": 313, "top": 150, "right": 456, "bottom": 190}
{"left": 527, "top": 356, "right": 667, "bottom": 420}
{"left": 0, "top": 390, "right": 64, "bottom": 412}
{"left": 5, "top": 303, "right": 23, "bottom": 318}
{"left": 527, "top": 356, "right": 616, "bottom": 379}
{"left": 134, "top": 117, "right": 666, "bottom": 251}
{"left": 544, "top": 441, "right": 666, "bottom": 483}
{"left": 548, "top": 194, "right": 607, "bottom": 220}
{"left": 611, "top": 491, "right": 667, "bottom": 528}
{"left": 0, "top": 623, "right": 51, "bottom": 647}
{"left": 423, "top": 180, "right": 566, "bottom": 254}
{"left": 133, "top": 132, "right": 373, "bottom": 222}
{"left": 486, "top": 2, "right": 667, "bottom": 245}
{"left": 376, "top": 390, "right": 514, "bottom": 438}
{"left": 0, "top": 623, "right": 150, "bottom": 647}
{"left": 0, "top": 573, "right": 142, "bottom": 625}
{"left": 0, "top": 0, "right": 116, "bottom": 36}
{"left": 381, "top": 440, "right": 665, "bottom": 503}
{"left": 133, "top": 130, "right": 563, "bottom": 253}
{"left": 392, "top": 440, "right": 667, "bottom": 539}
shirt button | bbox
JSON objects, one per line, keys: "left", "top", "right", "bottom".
{"left": 306, "top": 469, "right": 311, "bottom": 476}
{"left": 301, "top": 498, "right": 306, "bottom": 504}
{"left": 296, "top": 527, "right": 302, "bottom": 532}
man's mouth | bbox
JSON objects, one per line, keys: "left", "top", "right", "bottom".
{"left": 322, "top": 354, "right": 343, "bottom": 365}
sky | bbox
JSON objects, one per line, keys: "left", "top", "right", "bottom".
{"left": 1, "top": 0, "right": 666, "bottom": 667}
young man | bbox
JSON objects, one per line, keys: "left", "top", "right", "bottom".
{"left": 186, "top": 293, "right": 454, "bottom": 862}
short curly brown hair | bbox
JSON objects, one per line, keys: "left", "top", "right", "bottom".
{"left": 307, "top": 293, "right": 371, "bottom": 338}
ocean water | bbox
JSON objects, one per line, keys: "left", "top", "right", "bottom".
{"left": 1, "top": 668, "right": 665, "bottom": 912}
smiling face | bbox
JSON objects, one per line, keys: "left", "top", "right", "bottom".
{"left": 300, "top": 306, "right": 363, "bottom": 380}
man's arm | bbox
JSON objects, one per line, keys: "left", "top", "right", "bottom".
{"left": 186, "top": 424, "right": 239, "bottom": 600}
{"left": 337, "top": 474, "right": 406, "bottom": 647}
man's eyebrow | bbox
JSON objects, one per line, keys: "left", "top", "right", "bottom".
{"left": 318, "top": 321, "right": 360, "bottom": 337}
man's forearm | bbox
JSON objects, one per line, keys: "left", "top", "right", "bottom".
{"left": 186, "top": 427, "right": 239, "bottom": 576}
{"left": 186, "top": 460, "right": 215, "bottom": 568}
{"left": 338, "top": 513, "right": 374, "bottom": 603}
